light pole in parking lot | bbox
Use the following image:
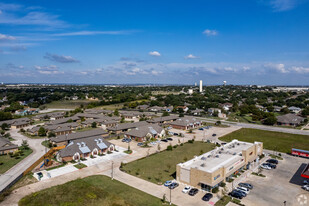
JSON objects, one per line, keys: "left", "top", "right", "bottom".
{"left": 283, "top": 201, "right": 286, "bottom": 206}
{"left": 111, "top": 161, "right": 114, "bottom": 180}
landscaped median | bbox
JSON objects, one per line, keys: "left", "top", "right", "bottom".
{"left": 18, "top": 175, "right": 173, "bottom": 206}
{"left": 120, "top": 141, "right": 216, "bottom": 184}
{"left": 219, "top": 128, "right": 309, "bottom": 153}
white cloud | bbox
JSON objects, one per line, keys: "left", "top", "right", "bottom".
{"left": 52, "top": 30, "right": 135, "bottom": 37}
{"left": 185, "top": 54, "right": 198, "bottom": 59}
{"left": 149, "top": 51, "right": 161, "bottom": 57}
{"left": 44, "top": 53, "right": 79, "bottom": 63}
{"left": 203, "top": 29, "right": 218, "bottom": 36}
{"left": 0, "top": 33, "right": 16, "bottom": 40}
{"left": 290, "top": 66, "right": 309, "bottom": 73}
{"left": 265, "top": 63, "right": 289, "bottom": 73}
{"left": 34, "top": 65, "right": 64, "bottom": 74}
{"left": 269, "top": 0, "right": 298, "bottom": 11}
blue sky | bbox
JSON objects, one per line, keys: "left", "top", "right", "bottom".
{"left": 0, "top": 0, "right": 309, "bottom": 85}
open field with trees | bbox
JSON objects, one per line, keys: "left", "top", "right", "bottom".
{"left": 0, "top": 148, "right": 33, "bottom": 174}
{"left": 219, "top": 128, "right": 309, "bottom": 153}
{"left": 19, "top": 175, "right": 171, "bottom": 206}
{"left": 44, "top": 100, "right": 97, "bottom": 109}
{"left": 121, "top": 141, "right": 215, "bottom": 184}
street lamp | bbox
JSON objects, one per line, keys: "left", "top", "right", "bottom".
{"left": 169, "top": 187, "right": 172, "bottom": 205}
{"left": 111, "top": 161, "right": 114, "bottom": 180}
{"left": 283, "top": 201, "right": 286, "bottom": 206}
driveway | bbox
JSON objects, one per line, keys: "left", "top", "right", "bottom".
{"left": 0, "top": 128, "right": 46, "bottom": 193}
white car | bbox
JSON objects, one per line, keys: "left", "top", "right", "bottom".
{"left": 260, "top": 165, "right": 271, "bottom": 170}
{"left": 182, "top": 186, "right": 191, "bottom": 193}
{"left": 302, "top": 185, "right": 309, "bottom": 191}
{"left": 236, "top": 187, "right": 250, "bottom": 194}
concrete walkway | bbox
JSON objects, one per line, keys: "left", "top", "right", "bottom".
{"left": 0, "top": 128, "right": 46, "bottom": 193}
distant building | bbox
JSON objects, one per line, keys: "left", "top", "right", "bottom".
{"left": 188, "top": 89, "right": 193, "bottom": 95}
{"left": 288, "top": 106, "right": 302, "bottom": 114}
{"left": 199, "top": 80, "right": 203, "bottom": 93}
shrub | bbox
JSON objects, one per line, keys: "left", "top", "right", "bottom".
{"left": 167, "top": 145, "right": 173, "bottom": 151}
{"left": 212, "top": 187, "right": 219, "bottom": 193}
{"left": 219, "top": 182, "right": 226, "bottom": 187}
{"left": 180, "top": 143, "right": 183, "bottom": 146}
{"left": 188, "top": 140, "right": 194, "bottom": 143}
{"left": 173, "top": 145, "right": 178, "bottom": 148}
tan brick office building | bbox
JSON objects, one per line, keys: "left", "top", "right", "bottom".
{"left": 176, "top": 140, "right": 263, "bottom": 191}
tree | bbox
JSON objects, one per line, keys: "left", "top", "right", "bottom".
{"left": 162, "top": 111, "right": 169, "bottom": 117}
{"left": 1, "top": 123, "right": 9, "bottom": 131}
{"left": 280, "top": 107, "right": 289, "bottom": 114}
{"left": 114, "top": 109, "right": 119, "bottom": 116}
{"left": 21, "top": 140, "right": 29, "bottom": 150}
{"left": 120, "top": 117, "right": 125, "bottom": 123}
{"left": 48, "top": 132, "right": 56, "bottom": 138}
{"left": 302, "top": 106, "right": 309, "bottom": 116}
{"left": 38, "top": 127, "right": 46, "bottom": 136}
{"left": 91, "top": 122, "right": 97, "bottom": 128}
{"left": 179, "top": 113, "right": 184, "bottom": 117}
{"left": 263, "top": 116, "right": 277, "bottom": 125}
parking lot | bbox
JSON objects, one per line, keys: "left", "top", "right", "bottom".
{"left": 242, "top": 154, "right": 309, "bottom": 206}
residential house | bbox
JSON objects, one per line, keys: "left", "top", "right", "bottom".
{"left": 49, "top": 129, "right": 109, "bottom": 146}
{"left": 277, "top": 114, "right": 305, "bottom": 126}
{"left": 176, "top": 106, "right": 189, "bottom": 113}
{"left": 57, "top": 136, "right": 115, "bottom": 162}
{"left": 208, "top": 108, "right": 222, "bottom": 115}
{"left": 0, "top": 136, "right": 19, "bottom": 154}
{"left": 288, "top": 106, "right": 302, "bottom": 114}
{"left": 219, "top": 103, "right": 233, "bottom": 111}
{"left": 191, "top": 109, "right": 204, "bottom": 116}
{"left": 148, "top": 106, "right": 164, "bottom": 112}
{"left": 124, "top": 124, "right": 165, "bottom": 142}
{"left": 137, "top": 105, "right": 149, "bottom": 110}
{"left": 107, "top": 121, "right": 149, "bottom": 134}
{"left": 147, "top": 115, "right": 179, "bottom": 125}
{"left": 0, "top": 118, "right": 31, "bottom": 129}
{"left": 169, "top": 117, "right": 201, "bottom": 130}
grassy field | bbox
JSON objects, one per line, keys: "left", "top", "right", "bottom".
{"left": 121, "top": 141, "right": 215, "bottom": 184}
{"left": 44, "top": 100, "right": 97, "bottom": 109}
{"left": 100, "top": 99, "right": 149, "bottom": 110}
{"left": 0, "top": 149, "right": 33, "bottom": 174}
{"left": 19, "top": 175, "right": 171, "bottom": 206}
{"left": 219, "top": 128, "right": 309, "bottom": 153}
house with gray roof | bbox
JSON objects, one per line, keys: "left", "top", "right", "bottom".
{"left": 147, "top": 115, "right": 179, "bottom": 125}
{"left": 169, "top": 116, "right": 201, "bottom": 130}
{"left": 124, "top": 124, "right": 165, "bottom": 142}
{"left": 49, "top": 128, "right": 109, "bottom": 146}
{"left": 57, "top": 136, "right": 115, "bottom": 162}
{"left": 288, "top": 106, "right": 302, "bottom": 114}
{"left": 0, "top": 117, "right": 31, "bottom": 129}
{"left": 277, "top": 114, "right": 305, "bottom": 126}
{"left": 107, "top": 121, "right": 149, "bottom": 134}
{"left": 0, "top": 137, "right": 18, "bottom": 154}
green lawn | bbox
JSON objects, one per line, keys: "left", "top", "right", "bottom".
{"left": 121, "top": 141, "right": 215, "bottom": 184}
{"left": 215, "top": 196, "right": 232, "bottom": 206}
{"left": 19, "top": 175, "right": 171, "bottom": 206}
{"left": 44, "top": 100, "right": 97, "bottom": 109}
{"left": 74, "top": 163, "right": 87, "bottom": 169}
{"left": 0, "top": 149, "right": 33, "bottom": 174}
{"left": 219, "top": 128, "right": 309, "bottom": 153}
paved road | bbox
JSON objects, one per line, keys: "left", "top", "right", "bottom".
{"left": 0, "top": 128, "right": 46, "bottom": 193}
{"left": 199, "top": 117, "right": 309, "bottom": 135}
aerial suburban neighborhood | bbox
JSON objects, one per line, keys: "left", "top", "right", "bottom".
{"left": 1, "top": 0, "right": 309, "bottom": 206}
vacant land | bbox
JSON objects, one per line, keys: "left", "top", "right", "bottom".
{"left": 121, "top": 141, "right": 215, "bottom": 184}
{"left": 219, "top": 128, "right": 309, "bottom": 153}
{"left": 44, "top": 100, "right": 97, "bottom": 109}
{"left": 0, "top": 149, "right": 33, "bottom": 174}
{"left": 19, "top": 175, "right": 170, "bottom": 206}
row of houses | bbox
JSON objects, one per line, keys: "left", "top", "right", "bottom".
{"left": 0, "top": 118, "right": 31, "bottom": 129}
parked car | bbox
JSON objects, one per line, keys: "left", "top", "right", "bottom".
{"left": 212, "top": 133, "right": 217, "bottom": 137}
{"left": 236, "top": 187, "right": 250, "bottom": 194}
{"left": 167, "top": 127, "right": 172, "bottom": 130}
{"left": 164, "top": 181, "right": 173, "bottom": 187}
{"left": 266, "top": 159, "right": 278, "bottom": 164}
{"left": 182, "top": 186, "right": 191, "bottom": 194}
{"left": 137, "top": 143, "right": 144, "bottom": 146}
{"left": 173, "top": 133, "right": 179, "bottom": 136}
{"left": 260, "top": 164, "right": 271, "bottom": 170}
{"left": 161, "top": 139, "right": 168, "bottom": 142}
{"left": 302, "top": 185, "right": 309, "bottom": 191}
{"left": 234, "top": 189, "right": 247, "bottom": 197}
{"left": 263, "top": 162, "right": 276, "bottom": 169}
{"left": 188, "top": 188, "right": 199, "bottom": 196}
{"left": 202, "top": 193, "right": 213, "bottom": 201}
{"left": 122, "top": 138, "right": 131, "bottom": 142}
{"left": 303, "top": 180, "right": 309, "bottom": 185}
{"left": 168, "top": 182, "right": 179, "bottom": 189}
{"left": 167, "top": 137, "right": 173, "bottom": 141}
{"left": 238, "top": 183, "right": 253, "bottom": 190}
{"left": 198, "top": 128, "right": 204, "bottom": 131}
{"left": 229, "top": 190, "right": 243, "bottom": 199}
